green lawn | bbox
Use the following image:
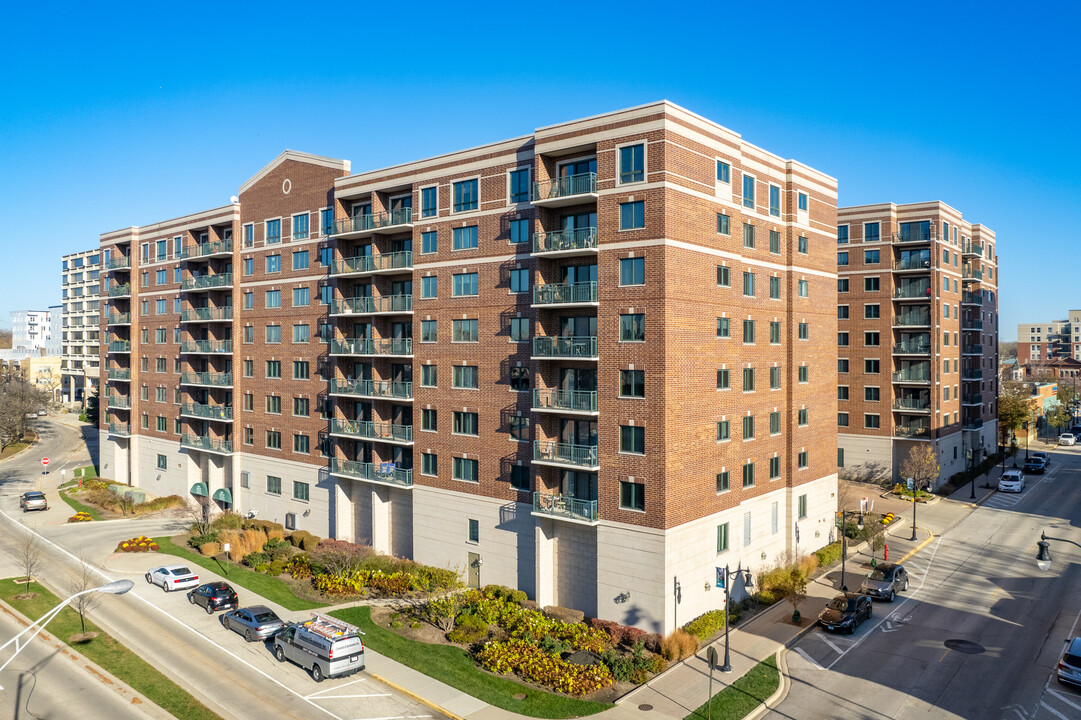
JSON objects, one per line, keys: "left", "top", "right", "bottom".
{"left": 74, "top": 465, "right": 98, "bottom": 479}
{"left": 331, "top": 606, "right": 611, "bottom": 719}
{"left": 58, "top": 489, "right": 103, "bottom": 521}
{"left": 0, "top": 578, "right": 221, "bottom": 720}
{"left": 684, "top": 655, "right": 780, "bottom": 720}
{"left": 153, "top": 536, "right": 325, "bottom": 612}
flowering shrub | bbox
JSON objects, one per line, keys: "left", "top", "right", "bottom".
{"left": 477, "top": 639, "right": 613, "bottom": 695}
{"left": 116, "top": 535, "right": 159, "bottom": 552}
{"left": 313, "top": 569, "right": 415, "bottom": 597}
{"left": 455, "top": 588, "right": 610, "bottom": 653}
{"left": 68, "top": 512, "right": 93, "bottom": 523}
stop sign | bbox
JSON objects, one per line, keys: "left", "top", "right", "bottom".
{"left": 41, "top": 457, "right": 49, "bottom": 466}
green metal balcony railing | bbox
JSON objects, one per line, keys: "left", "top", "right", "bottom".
{"left": 962, "top": 394, "right": 984, "bottom": 405}
{"left": 329, "top": 419, "right": 413, "bottom": 444}
{"left": 533, "top": 227, "right": 598, "bottom": 254}
{"left": 532, "top": 172, "right": 597, "bottom": 202}
{"left": 180, "top": 372, "right": 233, "bottom": 386}
{"left": 962, "top": 344, "right": 984, "bottom": 355}
{"left": 180, "top": 239, "right": 232, "bottom": 259}
{"left": 107, "top": 313, "right": 131, "bottom": 325}
{"left": 181, "top": 273, "right": 233, "bottom": 291}
{"left": 329, "top": 379, "right": 413, "bottom": 400}
{"left": 962, "top": 291, "right": 982, "bottom": 305}
{"left": 108, "top": 422, "right": 130, "bottom": 436}
{"left": 533, "top": 441, "right": 599, "bottom": 468}
{"left": 892, "top": 369, "right": 931, "bottom": 383}
{"left": 532, "top": 388, "right": 598, "bottom": 413}
{"left": 532, "top": 336, "right": 597, "bottom": 359}
{"left": 107, "top": 284, "right": 132, "bottom": 297}
{"left": 962, "top": 241, "right": 984, "bottom": 256}
{"left": 961, "top": 369, "right": 984, "bottom": 380}
{"left": 107, "top": 396, "right": 131, "bottom": 409}
{"left": 331, "top": 208, "right": 413, "bottom": 236}
{"left": 181, "top": 434, "right": 233, "bottom": 454}
{"left": 962, "top": 319, "right": 984, "bottom": 330}
{"left": 894, "top": 285, "right": 932, "bottom": 299}
{"left": 331, "top": 251, "right": 413, "bottom": 275}
{"left": 180, "top": 307, "right": 233, "bottom": 322}
{"left": 180, "top": 339, "right": 233, "bottom": 354}
{"left": 329, "top": 338, "right": 413, "bottom": 356}
{"left": 895, "top": 424, "right": 930, "bottom": 438}
{"left": 892, "top": 342, "right": 931, "bottom": 355}
{"left": 328, "top": 458, "right": 414, "bottom": 488}
{"left": 330, "top": 295, "right": 413, "bottom": 315}
{"left": 532, "top": 282, "right": 598, "bottom": 305}
{"left": 892, "top": 314, "right": 932, "bottom": 327}
{"left": 108, "top": 341, "right": 131, "bottom": 353}
{"left": 962, "top": 268, "right": 984, "bottom": 281}
{"left": 181, "top": 403, "right": 233, "bottom": 421}
{"left": 963, "top": 419, "right": 985, "bottom": 431}
{"left": 104, "top": 257, "right": 130, "bottom": 271}
{"left": 532, "top": 492, "right": 598, "bottom": 523}
{"left": 108, "top": 369, "right": 131, "bottom": 381}
{"left": 893, "top": 398, "right": 931, "bottom": 411}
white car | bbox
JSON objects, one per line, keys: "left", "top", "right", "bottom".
{"left": 998, "top": 469, "right": 1025, "bottom": 493}
{"left": 1059, "top": 433, "right": 1076, "bottom": 446}
{"left": 145, "top": 564, "right": 200, "bottom": 592}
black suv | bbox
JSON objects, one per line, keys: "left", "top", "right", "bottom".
{"left": 187, "top": 582, "right": 238, "bottom": 614}
{"left": 818, "top": 592, "right": 873, "bottom": 634}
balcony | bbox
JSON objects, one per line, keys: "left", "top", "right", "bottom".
{"left": 962, "top": 344, "right": 984, "bottom": 355}
{"left": 331, "top": 209, "right": 413, "bottom": 239}
{"left": 108, "top": 313, "right": 131, "bottom": 325}
{"left": 180, "top": 307, "right": 233, "bottom": 323}
{"left": 328, "top": 379, "right": 413, "bottom": 401}
{"left": 533, "top": 227, "right": 598, "bottom": 257}
{"left": 962, "top": 394, "right": 983, "bottom": 406}
{"left": 180, "top": 339, "right": 233, "bottom": 354}
{"left": 531, "top": 172, "right": 598, "bottom": 207}
{"left": 532, "top": 336, "right": 598, "bottom": 360}
{"left": 329, "top": 295, "right": 413, "bottom": 317}
{"left": 329, "top": 338, "right": 413, "bottom": 357}
{"left": 328, "top": 458, "right": 414, "bottom": 489}
{"left": 532, "top": 388, "right": 598, "bottom": 415}
{"left": 533, "top": 441, "right": 599, "bottom": 470}
{"left": 894, "top": 230, "right": 932, "bottom": 244}
{"left": 108, "top": 341, "right": 131, "bottom": 353}
{"left": 892, "top": 314, "right": 932, "bottom": 328}
{"left": 962, "top": 291, "right": 982, "bottom": 306}
{"left": 180, "top": 372, "right": 233, "bottom": 387}
{"left": 962, "top": 268, "right": 983, "bottom": 283}
{"left": 894, "top": 424, "right": 931, "bottom": 439}
{"left": 181, "top": 434, "right": 233, "bottom": 455}
{"left": 892, "top": 370, "right": 931, "bottom": 384}
{"left": 962, "top": 241, "right": 984, "bottom": 258}
{"left": 893, "top": 398, "right": 931, "bottom": 412}
{"left": 107, "top": 422, "right": 130, "bottom": 437}
{"left": 108, "top": 369, "right": 131, "bottom": 381}
{"left": 894, "top": 286, "right": 932, "bottom": 300}
{"left": 329, "top": 418, "right": 413, "bottom": 445}
{"left": 104, "top": 257, "right": 130, "bottom": 271}
{"left": 962, "top": 319, "right": 983, "bottom": 330}
{"left": 107, "top": 396, "right": 131, "bottom": 409}
{"left": 181, "top": 273, "right": 233, "bottom": 291}
{"left": 892, "top": 342, "right": 931, "bottom": 356}
{"left": 893, "top": 258, "right": 932, "bottom": 272}
{"left": 331, "top": 251, "right": 413, "bottom": 277}
{"left": 532, "top": 491, "right": 598, "bottom": 525}
{"left": 107, "top": 284, "right": 132, "bottom": 298}
{"left": 963, "top": 419, "right": 985, "bottom": 431}
{"left": 180, "top": 403, "right": 233, "bottom": 421}
{"left": 532, "top": 281, "right": 598, "bottom": 307}
{"left": 961, "top": 369, "right": 984, "bottom": 381}
{"left": 180, "top": 240, "right": 232, "bottom": 260}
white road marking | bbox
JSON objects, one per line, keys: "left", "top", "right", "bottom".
{"left": 311, "top": 694, "right": 394, "bottom": 700}
{"left": 346, "top": 716, "right": 432, "bottom": 720}
{"left": 308, "top": 678, "right": 369, "bottom": 696}
{"left": 815, "top": 632, "right": 845, "bottom": 655}
{"left": 1039, "top": 700, "right": 1070, "bottom": 720}
{"left": 792, "top": 648, "right": 824, "bottom": 670}
{"left": 1048, "top": 689, "right": 1081, "bottom": 713}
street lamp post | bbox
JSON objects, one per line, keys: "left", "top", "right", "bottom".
{"left": 1034, "top": 530, "right": 1081, "bottom": 572}
{"left": 839, "top": 510, "right": 864, "bottom": 592}
{"left": 0, "top": 578, "right": 133, "bottom": 689}
{"left": 909, "top": 477, "right": 920, "bottom": 542}
{"left": 715, "top": 566, "right": 753, "bottom": 674}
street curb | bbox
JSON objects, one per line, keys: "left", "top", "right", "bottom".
{"left": 745, "top": 650, "right": 788, "bottom": 720}
{"left": 894, "top": 531, "right": 935, "bottom": 565}
{"left": 368, "top": 671, "right": 468, "bottom": 720}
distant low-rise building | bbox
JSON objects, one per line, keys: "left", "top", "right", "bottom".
{"left": 61, "top": 248, "right": 102, "bottom": 406}
{"left": 1017, "top": 310, "right": 1081, "bottom": 365}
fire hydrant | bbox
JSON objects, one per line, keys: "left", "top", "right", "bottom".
{"left": 884, "top": 544, "right": 889, "bottom": 562}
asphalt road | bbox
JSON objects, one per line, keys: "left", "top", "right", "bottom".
{"left": 767, "top": 444, "right": 1081, "bottom": 720}
{"left": 0, "top": 418, "right": 444, "bottom": 720}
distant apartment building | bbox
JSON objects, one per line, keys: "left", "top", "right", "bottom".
{"left": 1017, "top": 310, "right": 1081, "bottom": 365}
{"left": 61, "top": 249, "right": 103, "bottom": 406}
{"left": 11, "top": 310, "right": 52, "bottom": 351}
{"left": 835, "top": 203, "right": 999, "bottom": 486}
{"left": 99, "top": 101, "right": 839, "bottom": 633}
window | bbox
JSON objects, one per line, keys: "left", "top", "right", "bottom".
{"left": 292, "top": 213, "right": 309, "bottom": 240}
{"left": 292, "top": 479, "right": 309, "bottom": 500}
{"left": 421, "top": 453, "right": 438, "bottom": 476}
{"left": 717, "top": 213, "right": 730, "bottom": 235}
{"left": 742, "top": 174, "right": 755, "bottom": 208}
{"left": 769, "top": 276, "right": 780, "bottom": 300}
{"left": 266, "top": 431, "right": 282, "bottom": 450}
{"left": 243, "top": 359, "right": 254, "bottom": 378}
{"left": 798, "top": 192, "right": 808, "bottom": 211}
{"left": 768, "top": 185, "right": 781, "bottom": 217}
{"left": 453, "top": 365, "right": 479, "bottom": 389}
{"left": 452, "top": 319, "right": 478, "bottom": 342}
{"left": 422, "top": 408, "right": 437, "bottom": 431}
{"left": 266, "top": 360, "right": 281, "bottom": 378}
{"left": 716, "top": 421, "right": 730, "bottom": 441}
{"left": 156, "top": 454, "right": 167, "bottom": 470}
{"left": 509, "top": 416, "right": 530, "bottom": 441}
{"left": 770, "top": 366, "right": 781, "bottom": 389}
{"left": 838, "top": 359, "right": 849, "bottom": 373}
{"left": 619, "top": 144, "right": 645, "bottom": 183}
{"left": 865, "top": 222, "right": 880, "bottom": 241}
{"left": 452, "top": 226, "right": 479, "bottom": 250}
{"left": 453, "top": 411, "right": 479, "bottom": 436}
{"left": 865, "top": 359, "right": 880, "bottom": 374}
{"left": 620, "top": 425, "right": 645, "bottom": 454}
{"left": 421, "top": 186, "right": 438, "bottom": 217}
{"left": 716, "top": 472, "right": 730, "bottom": 494}
{"left": 293, "top": 397, "right": 309, "bottom": 416}
{"left": 716, "top": 369, "right": 730, "bottom": 389}
{"left": 453, "top": 179, "right": 478, "bottom": 212}
{"left": 267, "top": 476, "right": 282, "bottom": 495}
{"left": 742, "top": 462, "right": 755, "bottom": 488}
{"left": 798, "top": 279, "right": 808, "bottom": 298}
{"left": 156, "top": 269, "right": 166, "bottom": 285}
{"left": 320, "top": 208, "right": 334, "bottom": 236}
{"left": 743, "top": 367, "right": 755, "bottom": 391}
{"left": 769, "top": 230, "right": 780, "bottom": 254}
{"left": 717, "top": 522, "right": 729, "bottom": 552}
{"left": 620, "top": 257, "right": 645, "bottom": 286}
{"left": 864, "top": 249, "right": 880, "bottom": 264}
{"left": 453, "top": 272, "right": 479, "bottom": 296}
{"left": 620, "top": 369, "right": 645, "bottom": 398}
{"left": 421, "top": 365, "right": 437, "bottom": 387}
{"left": 838, "top": 412, "right": 849, "bottom": 427}
{"left": 156, "top": 357, "right": 167, "bottom": 372}
{"left": 837, "top": 225, "right": 849, "bottom": 243}
{"left": 864, "top": 276, "right": 880, "bottom": 292}
{"left": 510, "top": 168, "right": 530, "bottom": 203}
{"left": 798, "top": 408, "right": 809, "bottom": 426}
{"left": 838, "top": 278, "right": 848, "bottom": 293}
{"left": 266, "top": 254, "right": 281, "bottom": 273}
{"left": 620, "top": 313, "right": 645, "bottom": 341}
{"left": 717, "top": 161, "right": 730, "bottom": 183}
{"left": 619, "top": 201, "right": 644, "bottom": 230}
{"left": 798, "top": 235, "right": 808, "bottom": 253}
{"left": 838, "top": 252, "right": 849, "bottom": 266}
{"left": 244, "top": 427, "right": 253, "bottom": 444}
{"left": 291, "top": 287, "right": 310, "bottom": 308}
{"left": 293, "top": 250, "right": 309, "bottom": 270}
{"left": 266, "top": 395, "right": 281, "bottom": 414}
{"left": 798, "top": 322, "right": 809, "bottom": 340}
{"left": 743, "top": 272, "right": 755, "bottom": 296}
{"left": 865, "top": 304, "right": 880, "bottom": 319}
{"left": 421, "top": 320, "right": 437, "bottom": 342}
{"left": 421, "top": 231, "right": 437, "bottom": 254}
{"left": 770, "top": 410, "right": 781, "bottom": 434}
{"left": 467, "top": 519, "right": 480, "bottom": 542}
{"left": 838, "top": 306, "right": 850, "bottom": 320}
{"left": 266, "top": 325, "right": 281, "bottom": 343}
{"left": 265, "top": 290, "right": 281, "bottom": 309}
{"left": 243, "top": 223, "right": 254, "bottom": 248}
{"left": 155, "top": 386, "right": 166, "bottom": 402}
{"left": 508, "top": 366, "right": 530, "bottom": 391}
{"left": 509, "top": 218, "right": 530, "bottom": 244}
{"left": 620, "top": 481, "right": 645, "bottom": 511}
{"left": 864, "top": 331, "right": 880, "bottom": 347}
{"left": 293, "top": 324, "right": 309, "bottom": 343}
{"left": 717, "top": 265, "right": 730, "bottom": 286}
{"left": 509, "top": 268, "right": 530, "bottom": 293}
{"left": 743, "top": 223, "right": 755, "bottom": 249}
{"left": 716, "top": 317, "right": 730, "bottom": 338}
{"left": 769, "top": 456, "right": 780, "bottom": 479}
{"left": 453, "top": 457, "right": 479, "bottom": 483}
{"left": 509, "top": 317, "right": 529, "bottom": 342}
{"left": 864, "top": 414, "right": 880, "bottom": 429}
{"left": 742, "top": 415, "right": 755, "bottom": 439}
{"left": 743, "top": 320, "right": 755, "bottom": 343}
{"left": 838, "top": 331, "right": 849, "bottom": 347}
{"left": 865, "top": 386, "right": 880, "bottom": 402}
{"left": 421, "top": 276, "right": 437, "bottom": 298}
{"left": 155, "top": 328, "right": 167, "bottom": 344}
{"left": 264, "top": 218, "right": 281, "bottom": 243}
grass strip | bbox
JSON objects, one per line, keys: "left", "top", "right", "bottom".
{"left": 75, "top": 465, "right": 98, "bottom": 479}
{"left": 0, "top": 578, "right": 221, "bottom": 720}
{"left": 684, "top": 654, "right": 780, "bottom": 720}
{"left": 332, "top": 606, "right": 610, "bottom": 719}
{"left": 58, "top": 489, "right": 103, "bottom": 521}
{"left": 153, "top": 536, "right": 325, "bottom": 612}
{"left": 0, "top": 440, "right": 32, "bottom": 461}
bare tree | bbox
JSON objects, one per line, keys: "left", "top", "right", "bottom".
{"left": 187, "top": 498, "right": 212, "bottom": 537}
{"left": 68, "top": 557, "right": 101, "bottom": 635}
{"left": 899, "top": 445, "right": 940, "bottom": 493}
{"left": 0, "top": 375, "right": 47, "bottom": 451}
{"left": 17, "top": 531, "right": 44, "bottom": 593}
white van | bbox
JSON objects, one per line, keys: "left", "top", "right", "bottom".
{"left": 273, "top": 613, "right": 365, "bottom": 682}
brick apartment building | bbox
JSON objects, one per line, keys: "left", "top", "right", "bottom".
{"left": 835, "top": 203, "right": 999, "bottom": 486}
{"left": 100, "top": 101, "right": 839, "bottom": 633}
{"left": 1017, "top": 310, "right": 1081, "bottom": 366}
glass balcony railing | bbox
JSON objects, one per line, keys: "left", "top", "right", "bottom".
{"left": 180, "top": 307, "right": 233, "bottom": 322}
{"left": 180, "top": 372, "right": 233, "bottom": 386}
{"left": 328, "top": 379, "right": 413, "bottom": 400}
{"left": 893, "top": 370, "right": 931, "bottom": 383}
{"left": 893, "top": 258, "right": 932, "bottom": 271}
{"left": 329, "top": 338, "right": 413, "bottom": 356}
{"left": 962, "top": 344, "right": 984, "bottom": 355}
{"left": 181, "top": 403, "right": 233, "bottom": 421}
{"left": 962, "top": 369, "right": 984, "bottom": 380}
{"left": 181, "top": 273, "right": 233, "bottom": 291}
{"left": 181, "top": 434, "right": 233, "bottom": 454}
{"left": 108, "top": 341, "right": 131, "bottom": 353}
{"left": 963, "top": 419, "right": 985, "bottom": 431}
{"left": 331, "top": 251, "right": 413, "bottom": 276}
{"left": 108, "top": 422, "right": 130, "bottom": 436}
{"left": 107, "top": 396, "right": 130, "bottom": 409}
{"left": 532, "top": 172, "right": 597, "bottom": 203}
{"left": 180, "top": 340, "right": 233, "bottom": 354}
{"left": 532, "top": 388, "right": 598, "bottom": 413}
{"left": 108, "top": 313, "right": 131, "bottom": 325}
{"left": 330, "top": 419, "right": 413, "bottom": 444}
{"left": 962, "top": 319, "right": 983, "bottom": 330}
{"left": 962, "top": 394, "right": 983, "bottom": 405}
{"left": 532, "top": 492, "right": 598, "bottom": 524}
{"left": 107, "top": 284, "right": 132, "bottom": 297}
{"left": 330, "top": 295, "right": 413, "bottom": 315}
{"left": 331, "top": 208, "right": 413, "bottom": 236}
{"left": 895, "top": 424, "right": 930, "bottom": 438}
{"left": 892, "top": 314, "right": 932, "bottom": 327}
{"left": 894, "top": 285, "right": 932, "bottom": 299}
{"left": 328, "top": 458, "right": 414, "bottom": 488}
{"left": 533, "top": 227, "right": 598, "bottom": 254}
{"left": 532, "top": 336, "right": 598, "bottom": 359}
{"left": 895, "top": 230, "right": 932, "bottom": 243}
{"left": 962, "top": 268, "right": 983, "bottom": 281}
{"left": 104, "top": 257, "right": 130, "bottom": 271}
{"left": 108, "top": 369, "right": 131, "bottom": 381}
{"left": 893, "top": 398, "right": 931, "bottom": 411}
{"left": 180, "top": 240, "right": 232, "bottom": 259}
{"left": 962, "top": 241, "right": 984, "bottom": 257}
{"left": 892, "top": 342, "right": 931, "bottom": 354}
{"left": 532, "top": 281, "right": 598, "bottom": 305}
{"left": 962, "top": 291, "right": 982, "bottom": 305}
{"left": 533, "top": 441, "right": 599, "bottom": 468}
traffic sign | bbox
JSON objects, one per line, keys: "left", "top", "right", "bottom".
{"left": 41, "top": 457, "right": 49, "bottom": 466}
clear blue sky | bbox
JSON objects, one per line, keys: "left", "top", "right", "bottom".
{"left": 2, "top": 1, "right": 1078, "bottom": 341}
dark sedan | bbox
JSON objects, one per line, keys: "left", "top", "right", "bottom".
{"left": 818, "top": 592, "right": 872, "bottom": 634}
{"left": 1024, "top": 458, "right": 1046, "bottom": 474}
{"left": 187, "top": 582, "right": 238, "bottom": 614}
{"left": 222, "top": 605, "right": 285, "bottom": 642}
{"left": 860, "top": 562, "right": 909, "bottom": 602}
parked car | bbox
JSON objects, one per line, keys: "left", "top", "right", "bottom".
{"left": 19, "top": 491, "right": 48, "bottom": 512}
{"left": 36, "top": 409, "right": 47, "bottom": 416}
{"left": 1059, "top": 637, "right": 1081, "bottom": 686}
{"left": 1060, "top": 434, "right": 1077, "bottom": 446}
{"left": 1024, "top": 457, "right": 1046, "bottom": 474}
{"left": 145, "top": 564, "right": 200, "bottom": 592}
{"left": 187, "top": 581, "right": 238, "bottom": 614}
{"left": 1033, "top": 451, "right": 1051, "bottom": 466}
{"left": 274, "top": 613, "right": 365, "bottom": 682}
{"left": 223, "top": 605, "right": 286, "bottom": 642}
{"left": 998, "top": 469, "right": 1026, "bottom": 493}
{"left": 860, "top": 562, "right": 909, "bottom": 602}
{"left": 818, "top": 592, "right": 872, "bottom": 634}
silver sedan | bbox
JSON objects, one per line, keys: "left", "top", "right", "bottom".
{"left": 222, "top": 605, "right": 286, "bottom": 642}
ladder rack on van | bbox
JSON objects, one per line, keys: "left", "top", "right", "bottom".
{"left": 303, "top": 612, "right": 363, "bottom": 640}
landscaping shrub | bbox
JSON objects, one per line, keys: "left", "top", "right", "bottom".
{"left": 116, "top": 535, "right": 159, "bottom": 553}
{"left": 543, "top": 605, "right": 585, "bottom": 624}
{"left": 189, "top": 531, "right": 220, "bottom": 549}
{"left": 243, "top": 551, "right": 271, "bottom": 568}
{"left": 263, "top": 537, "right": 292, "bottom": 561}
{"left": 447, "top": 614, "right": 489, "bottom": 645}
{"left": 477, "top": 639, "right": 614, "bottom": 695}
{"left": 287, "top": 554, "right": 312, "bottom": 579}
{"left": 538, "top": 635, "right": 569, "bottom": 656}
{"left": 243, "top": 518, "right": 285, "bottom": 536}
{"left": 588, "top": 618, "right": 626, "bottom": 646}
{"left": 133, "top": 495, "right": 185, "bottom": 515}
{"left": 623, "top": 626, "right": 648, "bottom": 649}
{"left": 198, "top": 542, "right": 221, "bottom": 558}
{"left": 814, "top": 541, "right": 842, "bottom": 568}
{"left": 659, "top": 629, "right": 698, "bottom": 661}
{"left": 211, "top": 511, "right": 243, "bottom": 530}
{"left": 683, "top": 609, "right": 726, "bottom": 641}
{"left": 300, "top": 533, "right": 321, "bottom": 551}
{"left": 68, "top": 512, "right": 92, "bottom": 523}
{"left": 649, "top": 655, "right": 668, "bottom": 674}
{"left": 484, "top": 584, "right": 528, "bottom": 605}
